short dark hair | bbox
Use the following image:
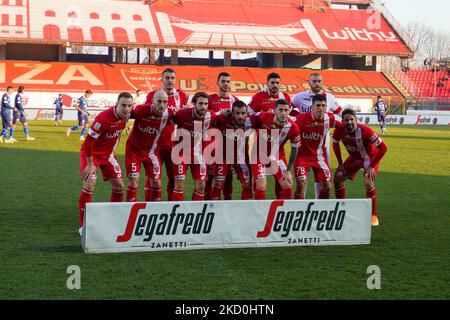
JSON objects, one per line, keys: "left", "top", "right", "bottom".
{"left": 117, "top": 92, "right": 133, "bottom": 101}
{"left": 275, "top": 99, "right": 289, "bottom": 109}
{"left": 217, "top": 72, "right": 231, "bottom": 81}
{"left": 377, "top": 95, "right": 382, "bottom": 99}
{"left": 342, "top": 108, "right": 357, "bottom": 119}
{"left": 312, "top": 94, "right": 327, "bottom": 105}
{"left": 162, "top": 68, "right": 176, "bottom": 76}
{"left": 267, "top": 72, "right": 281, "bottom": 81}
{"left": 18, "top": 86, "right": 24, "bottom": 93}
{"left": 232, "top": 100, "right": 247, "bottom": 111}
{"left": 85, "top": 89, "right": 92, "bottom": 95}
{"left": 6, "top": 86, "right": 13, "bottom": 91}
{"left": 136, "top": 89, "right": 141, "bottom": 93}
{"left": 192, "top": 92, "right": 209, "bottom": 104}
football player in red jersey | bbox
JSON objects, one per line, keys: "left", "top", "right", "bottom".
{"left": 332, "top": 108, "right": 387, "bottom": 226}
{"left": 205, "top": 72, "right": 240, "bottom": 200}
{"left": 291, "top": 73, "right": 343, "bottom": 199}
{"left": 78, "top": 92, "right": 133, "bottom": 235}
{"left": 211, "top": 100, "right": 253, "bottom": 200}
{"left": 125, "top": 90, "right": 174, "bottom": 202}
{"left": 251, "top": 99, "right": 300, "bottom": 200}
{"left": 248, "top": 72, "right": 291, "bottom": 114}
{"left": 171, "top": 92, "right": 216, "bottom": 201}
{"left": 294, "top": 94, "right": 339, "bottom": 200}
{"left": 144, "top": 68, "right": 190, "bottom": 201}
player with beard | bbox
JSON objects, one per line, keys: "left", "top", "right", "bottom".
{"left": 291, "top": 73, "right": 342, "bottom": 199}
{"left": 171, "top": 92, "right": 216, "bottom": 201}
{"left": 205, "top": 72, "right": 240, "bottom": 200}
{"left": 211, "top": 100, "right": 253, "bottom": 200}
{"left": 144, "top": 68, "right": 191, "bottom": 201}
{"left": 332, "top": 108, "right": 387, "bottom": 226}
{"left": 248, "top": 72, "right": 291, "bottom": 114}
{"left": 248, "top": 72, "right": 292, "bottom": 199}
{"left": 251, "top": 99, "right": 300, "bottom": 200}
{"left": 77, "top": 92, "right": 133, "bottom": 235}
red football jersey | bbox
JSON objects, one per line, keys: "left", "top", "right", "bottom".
{"left": 248, "top": 90, "right": 291, "bottom": 113}
{"left": 208, "top": 93, "right": 239, "bottom": 114}
{"left": 127, "top": 104, "right": 174, "bottom": 158}
{"left": 173, "top": 108, "right": 216, "bottom": 158}
{"left": 251, "top": 112, "right": 300, "bottom": 161}
{"left": 82, "top": 106, "right": 128, "bottom": 161}
{"left": 145, "top": 89, "right": 190, "bottom": 149}
{"left": 213, "top": 113, "right": 252, "bottom": 164}
{"left": 295, "top": 112, "right": 337, "bottom": 162}
{"left": 332, "top": 123, "right": 383, "bottom": 167}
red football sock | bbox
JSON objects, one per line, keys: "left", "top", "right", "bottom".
{"left": 319, "top": 189, "right": 331, "bottom": 199}
{"left": 192, "top": 191, "right": 205, "bottom": 201}
{"left": 144, "top": 179, "right": 151, "bottom": 202}
{"left": 172, "top": 189, "right": 184, "bottom": 201}
{"left": 167, "top": 179, "right": 174, "bottom": 201}
{"left": 280, "top": 188, "right": 292, "bottom": 199}
{"left": 78, "top": 188, "right": 93, "bottom": 227}
{"left": 150, "top": 187, "right": 162, "bottom": 202}
{"left": 211, "top": 185, "right": 222, "bottom": 200}
{"left": 294, "top": 191, "right": 304, "bottom": 200}
{"left": 223, "top": 174, "right": 233, "bottom": 200}
{"left": 126, "top": 186, "right": 138, "bottom": 202}
{"left": 241, "top": 187, "right": 253, "bottom": 200}
{"left": 335, "top": 185, "right": 346, "bottom": 199}
{"left": 366, "top": 186, "right": 377, "bottom": 216}
{"left": 275, "top": 180, "right": 282, "bottom": 199}
{"left": 204, "top": 177, "right": 213, "bottom": 200}
{"left": 110, "top": 190, "right": 124, "bottom": 202}
{"left": 254, "top": 188, "right": 266, "bottom": 200}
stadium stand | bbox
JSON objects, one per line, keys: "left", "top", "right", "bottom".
{"left": 0, "top": 0, "right": 417, "bottom": 114}
{"left": 393, "top": 69, "right": 450, "bottom": 98}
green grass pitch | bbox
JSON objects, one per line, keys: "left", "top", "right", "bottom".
{"left": 0, "top": 121, "right": 449, "bottom": 299}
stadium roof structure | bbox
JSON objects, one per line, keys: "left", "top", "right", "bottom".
{"left": 0, "top": 0, "right": 413, "bottom": 57}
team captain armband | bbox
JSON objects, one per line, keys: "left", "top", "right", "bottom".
{"left": 88, "top": 128, "right": 100, "bottom": 139}
{"left": 370, "top": 134, "right": 382, "bottom": 147}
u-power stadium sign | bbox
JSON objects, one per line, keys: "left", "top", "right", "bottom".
{"left": 81, "top": 200, "right": 371, "bottom": 253}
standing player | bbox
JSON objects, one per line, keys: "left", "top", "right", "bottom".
{"left": 77, "top": 92, "right": 133, "bottom": 235}
{"left": 1, "top": 86, "right": 15, "bottom": 143}
{"left": 11, "top": 86, "right": 35, "bottom": 141}
{"left": 125, "top": 90, "right": 174, "bottom": 202}
{"left": 171, "top": 92, "right": 216, "bottom": 201}
{"left": 211, "top": 100, "right": 253, "bottom": 200}
{"left": 291, "top": 73, "right": 342, "bottom": 198}
{"left": 54, "top": 94, "right": 64, "bottom": 126}
{"left": 66, "top": 89, "right": 92, "bottom": 141}
{"left": 144, "top": 68, "right": 190, "bottom": 201}
{"left": 332, "top": 108, "right": 388, "bottom": 226}
{"left": 294, "top": 94, "right": 339, "bottom": 200}
{"left": 374, "top": 96, "right": 388, "bottom": 135}
{"left": 251, "top": 99, "right": 300, "bottom": 200}
{"left": 248, "top": 72, "right": 291, "bottom": 114}
{"left": 205, "top": 72, "right": 240, "bottom": 200}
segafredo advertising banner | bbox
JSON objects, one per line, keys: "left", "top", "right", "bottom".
{"left": 81, "top": 199, "right": 372, "bottom": 253}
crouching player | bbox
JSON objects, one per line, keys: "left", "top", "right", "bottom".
{"left": 77, "top": 92, "right": 133, "bottom": 235}
{"left": 294, "top": 94, "right": 339, "bottom": 199}
{"left": 332, "top": 108, "right": 387, "bottom": 226}
{"left": 251, "top": 99, "right": 300, "bottom": 200}
{"left": 211, "top": 100, "right": 253, "bottom": 200}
